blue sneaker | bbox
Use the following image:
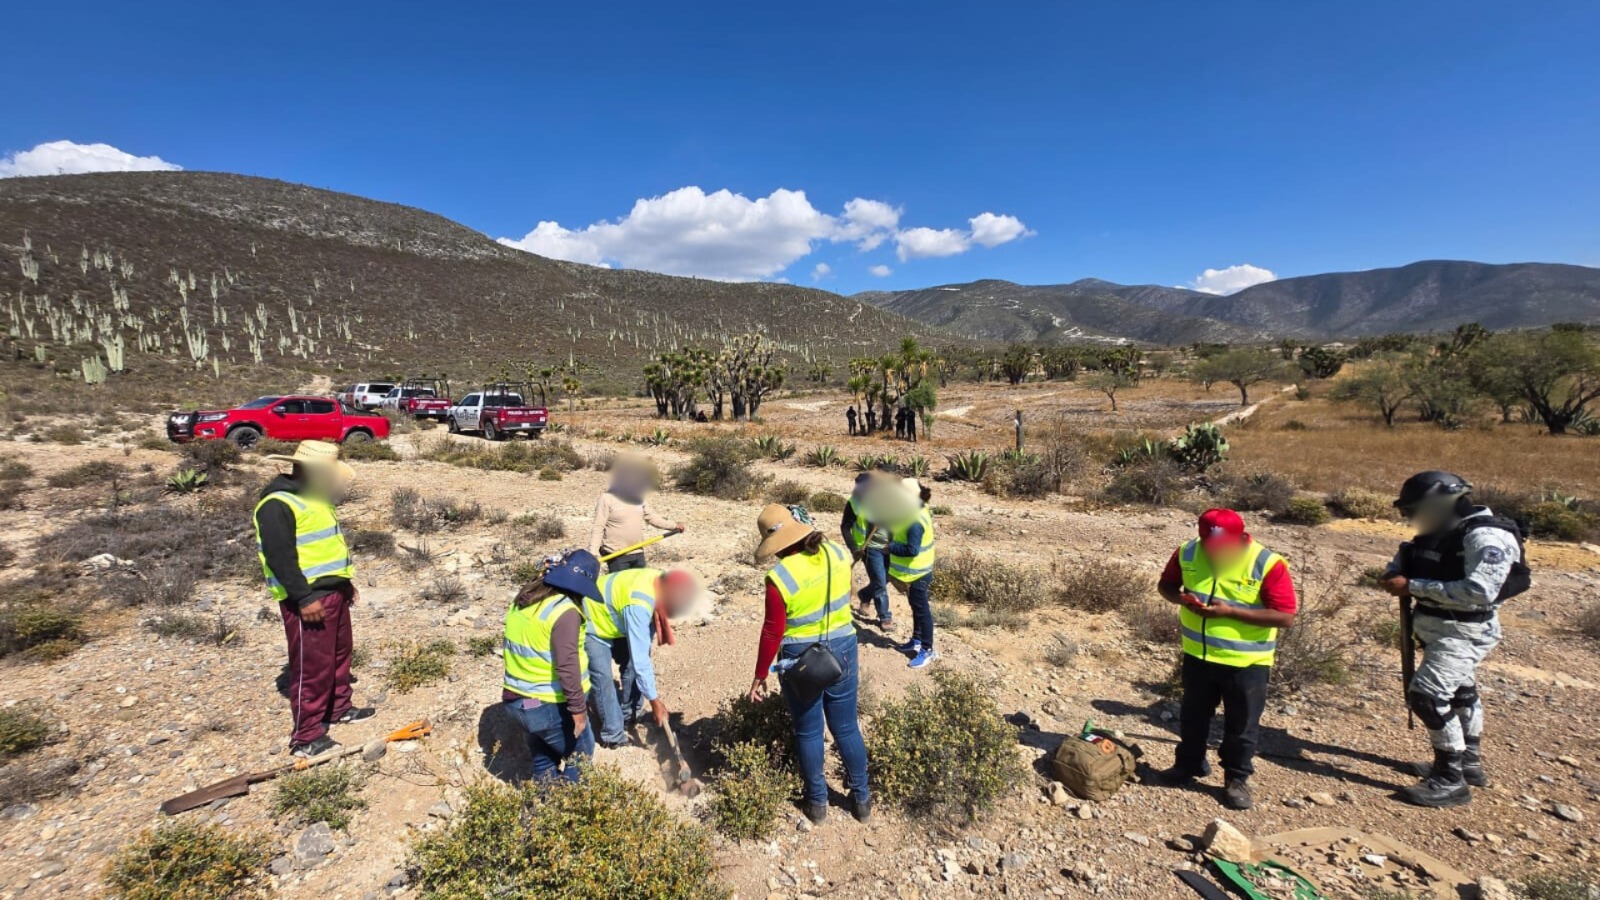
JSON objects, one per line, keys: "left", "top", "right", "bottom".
{"left": 908, "top": 648, "right": 939, "bottom": 669}
{"left": 896, "top": 639, "right": 922, "bottom": 656}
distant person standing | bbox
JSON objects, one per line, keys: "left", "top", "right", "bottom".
{"left": 846, "top": 405, "right": 858, "bottom": 436}
{"left": 905, "top": 407, "right": 918, "bottom": 443}
{"left": 864, "top": 405, "right": 877, "bottom": 434}
{"left": 589, "top": 454, "right": 685, "bottom": 572}
{"left": 893, "top": 407, "right": 906, "bottom": 439}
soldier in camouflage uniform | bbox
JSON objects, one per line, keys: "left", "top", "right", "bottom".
{"left": 1377, "top": 471, "right": 1528, "bottom": 808}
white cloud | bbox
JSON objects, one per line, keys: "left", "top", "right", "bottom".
{"left": 869, "top": 264, "right": 893, "bottom": 277}
{"left": 895, "top": 227, "right": 971, "bottom": 261}
{"left": 968, "top": 212, "right": 1032, "bottom": 248}
{"left": 1188, "top": 263, "right": 1277, "bottom": 295}
{"left": 500, "top": 185, "right": 1028, "bottom": 280}
{"left": 0, "top": 140, "right": 181, "bottom": 178}
{"left": 811, "top": 262, "right": 831, "bottom": 281}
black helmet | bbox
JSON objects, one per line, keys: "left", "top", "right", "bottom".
{"left": 1394, "top": 470, "right": 1472, "bottom": 514}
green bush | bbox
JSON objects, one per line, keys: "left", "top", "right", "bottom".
{"left": 0, "top": 706, "right": 53, "bottom": 757}
{"left": 103, "top": 822, "right": 272, "bottom": 900}
{"left": 1576, "top": 602, "right": 1600, "bottom": 643}
{"left": 931, "top": 552, "right": 1044, "bottom": 611}
{"left": 1120, "top": 594, "right": 1181, "bottom": 646}
{"left": 0, "top": 603, "right": 86, "bottom": 660}
{"left": 407, "top": 767, "right": 729, "bottom": 900}
{"left": 272, "top": 763, "right": 368, "bottom": 830}
{"left": 342, "top": 440, "right": 400, "bottom": 462}
{"left": 466, "top": 634, "right": 500, "bottom": 656}
{"left": 1515, "top": 869, "right": 1600, "bottom": 900}
{"left": 674, "top": 436, "right": 760, "bottom": 500}
{"left": 1220, "top": 471, "right": 1296, "bottom": 514}
{"left": 346, "top": 528, "right": 396, "bottom": 556}
{"left": 1055, "top": 560, "right": 1149, "bottom": 614}
{"left": 709, "top": 694, "right": 795, "bottom": 771}
{"left": 180, "top": 440, "right": 241, "bottom": 475}
{"left": 45, "top": 460, "right": 126, "bottom": 488}
{"left": 705, "top": 740, "right": 792, "bottom": 841}
{"left": 983, "top": 454, "right": 1059, "bottom": 499}
{"left": 1524, "top": 501, "right": 1597, "bottom": 542}
{"left": 387, "top": 639, "right": 456, "bottom": 693}
{"left": 808, "top": 491, "right": 846, "bottom": 514}
{"left": 513, "top": 511, "right": 566, "bottom": 541}
{"left": 1329, "top": 488, "right": 1392, "bottom": 520}
{"left": 1277, "top": 495, "right": 1331, "bottom": 526}
{"left": 865, "top": 671, "right": 1024, "bottom": 822}
{"left": 1104, "top": 458, "right": 1186, "bottom": 506}
{"left": 765, "top": 479, "right": 811, "bottom": 506}
{"left": 0, "top": 457, "right": 34, "bottom": 481}
{"left": 43, "top": 424, "right": 87, "bottom": 445}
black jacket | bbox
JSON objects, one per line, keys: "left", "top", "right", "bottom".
{"left": 256, "top": 474, "right": 352, "bottom": 607}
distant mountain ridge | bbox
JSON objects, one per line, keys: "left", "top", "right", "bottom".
{"left": 861, "top": 261, "right": 1600, "bottom": 344}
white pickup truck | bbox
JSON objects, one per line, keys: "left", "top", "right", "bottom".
{"left": 445, "top": 385, "right": 549, "bottom": 440}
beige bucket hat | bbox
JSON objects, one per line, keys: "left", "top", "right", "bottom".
{"left": 265, "top": 440, "right": 355, "bottom": 482}
{"left": 755, "top": 503, "right": 815, "bottom": 559}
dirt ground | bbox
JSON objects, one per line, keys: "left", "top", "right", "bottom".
{"left": 1, "top": 382, "right": 1597, "bottom": 899}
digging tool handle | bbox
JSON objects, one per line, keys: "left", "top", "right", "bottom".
{"left": 599, "top": 530, "right": 676, "bottom": 563}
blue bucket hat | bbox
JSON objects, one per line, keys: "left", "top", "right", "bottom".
{"left": 542, "top": 549, "right": 602, "bottom": 602}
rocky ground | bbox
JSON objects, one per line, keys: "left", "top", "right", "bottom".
{"left": 0, "top": 384, "right": 1597, "bottom": 899}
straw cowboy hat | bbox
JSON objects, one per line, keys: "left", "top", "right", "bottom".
{"left": 755, "top": 503, "right": 815, "bottom": 559}
{"left": 265, "top": 440, "right": 354, "bottom": 482}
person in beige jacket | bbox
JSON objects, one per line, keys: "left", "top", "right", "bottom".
{"left": 588, "top": 455, "right": 684, "bottom": 572}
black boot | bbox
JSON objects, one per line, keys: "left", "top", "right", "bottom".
{"left": 1461, "top": 739, "right": 1488, "bottom": 788}
{"left": 1399, "top": 749, "right": 1472, "bottom": 808}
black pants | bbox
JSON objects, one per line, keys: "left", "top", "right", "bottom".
{"left": 1175, "top": 654, "right": 1269, "bottom": 779}
{"left": 607, "top": 552, "right": 646, "bottom": 573}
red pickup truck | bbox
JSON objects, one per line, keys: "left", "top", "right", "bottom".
{"left": 167, "top": 396, "right": 392, "bottom": 449}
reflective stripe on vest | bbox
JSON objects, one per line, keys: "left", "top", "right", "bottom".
{"left": 503, "top": 596, "right": 592, "bottom": 702}
{"left": 586, "top": 568, "right": 660, "bottom": 640}
{"left": 252, "top": 491, "right": 354, "bottom": 602}
{"left": 848, "top": 496, "right": 870, "bottom": 548}
{"left": 888, "top": 507, "right": 935, "bottom": 582}
{"left": 1177, "top": 539, "right": 1285, "bottom": 668}
{"left": 771, "top": 541, "right": 856, "bottom": 646}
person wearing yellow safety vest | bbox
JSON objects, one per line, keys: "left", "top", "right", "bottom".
{"left": 584, "top": 567, "right": 699, "bottom": 748}
{"left": 748, "top": 504, "right": 871, "bottom": 826}
{"left": 888, "top": 479, "right": 937, "bottom": 669}
{"left": 254, "top": 441, "right": 374, "bottom": 759}
{"left": 503, "top": 550, "right": 603, "bottom": 783}
{"left": 1154, "top": 509, "right": 1298, "bottom": 811}
{"left": 841, "top": 472, "right": 892, "bottom": 629}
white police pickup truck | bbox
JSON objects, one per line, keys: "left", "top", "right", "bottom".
{"left": 445, "top": 383, "right": 549, "bottom": 440}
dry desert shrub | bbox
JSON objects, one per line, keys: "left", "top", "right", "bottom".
{"left": 1054, "top": 560, "right": 1150, "bottom": 614}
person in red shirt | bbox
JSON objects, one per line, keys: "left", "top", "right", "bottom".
{"left": 1153, "top": 509, "right": 1297, "bottom": 810}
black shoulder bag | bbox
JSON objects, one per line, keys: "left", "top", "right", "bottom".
{"left": 779, "top": 545, "right": 846, "bottom": 702}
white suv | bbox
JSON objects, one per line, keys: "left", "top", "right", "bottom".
{"left": 340, "top": 382, "right": 396, "bottom": 410}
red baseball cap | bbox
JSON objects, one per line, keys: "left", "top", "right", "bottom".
{"left": 1197, "top": 508, "right": 1248, "bottom": 547}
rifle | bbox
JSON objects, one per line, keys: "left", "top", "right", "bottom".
{"left": 158, "top": 720, "right": 431, "bottom": 815}
{"left": 1397, "top": 540, "right": 1416, "bottom": 730}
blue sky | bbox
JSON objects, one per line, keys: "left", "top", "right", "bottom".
{"left": 3, "top": 1, "right": 1597, "bottom": 294}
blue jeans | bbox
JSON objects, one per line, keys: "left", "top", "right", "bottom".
{"left": 586, "top": 633, "right": 646, "bottom": 744}
{"left": 859, "top": 548, "right": 891, "bottom": 621}
{"left": 781, "top": 635, "right": 871, "bottom": 807}
{"left": 607, "top": 552, "right": 646, "bottom": 573}
{"left": 504, "top": 697, "right": 594, "bottom": 783}
{"left": 904, "top": 574, "right": 933, "bottom": 649}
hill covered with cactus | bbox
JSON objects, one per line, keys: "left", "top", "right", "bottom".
{"left": 0, "top": 171, "right": 950, "bottom": 401}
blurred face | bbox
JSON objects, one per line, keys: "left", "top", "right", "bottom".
{"left": 1405, "top": 495, "right": 1457, "bottom": 535}
{"left": 1203, "top": 540, "right": 1248, "bottom": 568}
{"left": 657, "top": 573, "right": 698, "bottom": 617}
{"left": 611, "top": 457, "right": 653, "bottom": 497}
{"left": 301, "top": 465, "right": 348, "bottom": 505}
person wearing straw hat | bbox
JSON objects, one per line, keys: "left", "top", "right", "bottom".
{"left": 503, "top": 550, "right": 604, "bottom": 783}
{"left": 254, "top": 440, "right": 373, "bottom": 759}
{"left": 748, "top": 504, "right": 871, "bottom": 825}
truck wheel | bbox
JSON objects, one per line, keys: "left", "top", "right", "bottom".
{"left": 226, "top": 427, "right": 262, "bottom": 450}
{"left": 344, "top": 430, "right": 373, "bottom": 444}
{"left": 483, "top": 421, "right": 500, "bottom": 441}
{"left": 447, "top": 417, "right": 460, "bottom": 434}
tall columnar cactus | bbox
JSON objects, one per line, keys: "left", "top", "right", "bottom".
{"left": 184, "top": 324, "right": 209, "bottom": 368}
{"left": 102, "top": 334, "right": 126, "bottom": 372}
{"left": 81, "top": 355, "right": 108, "bottom": 385}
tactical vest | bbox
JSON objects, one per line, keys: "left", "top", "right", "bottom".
{"left": 770, "top": 541, "right": 855, "bottom": 646}
{"left": 586, "top": 567, "right": 660, "bottom": 640}
{"left": 888, "top": 507, "right": 935, "bottom": 583}
{"left": 503, "top": 596, "right": 592, "bottom": 703}
{"left": 253, "top": 491, "right": 354, "bottom": 602}
{"left": 1177, "top": 539, "right": 1285, "bottom": 668}
{"left": 1401, "top": 510, "right": 1530, "bottom": 602}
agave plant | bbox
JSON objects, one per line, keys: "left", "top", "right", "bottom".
{"left": 997, "top": 448, "right": 1040, "bottom": 467}
{"left": 753, "top": 434, "right": 796, "bottom": 461}
{"left": 1114, "top": 438, "right": 1166, "bottom": 468}
{"left": 850, "top": 453, "right": 878, "bottom": 473}
{"left": 905, "top": 455, "right": 931, "bottom": 478}
{"left": 1540, "top": 488, "right": 1583, "bottom": 510}
{"left": 944, "top": 450, "right": 991, "bottom": 483}
{"left": 803, "top": 445, "right": 838, "bottom": 468}
{"left": 644, "top": 427, "right": 672, "bottom": 446}
{"left": 164, "top": 468, "right": 209, "bottom": 495}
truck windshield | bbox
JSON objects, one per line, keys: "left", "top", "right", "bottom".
{"left": 482, "top": 394, "right": 525, "bottom": 407}
{"left": 240, "top": 397, "right": 281, "bottom": 409}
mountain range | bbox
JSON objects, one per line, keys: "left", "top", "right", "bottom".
{"left": 858, "top": 261, "right": 1600, "bottom": 345}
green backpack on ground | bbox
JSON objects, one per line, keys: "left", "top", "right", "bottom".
{"left": 1050, "top": 721, "right": 1141, "bottom": 802}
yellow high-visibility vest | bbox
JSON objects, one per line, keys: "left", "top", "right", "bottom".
{"left": 888, "top": 507, "right": 935, "bottom": 583}
{"left": 586, "top": 568, "right": 660, "bottom": 641}
{"left": 847, "top": 496, "right": 871, "bottom": 549}
{"left": 769, "top": 540, "right": 855, "bottom": 645}
{"left": 503, "top": 596, "right": 592, "bottom": 703}
{"left": 1177, "top": 539, "right": 1286, "bottom": 668}
{"left": 253, "top": 491, "right": 354, "bottom": 602}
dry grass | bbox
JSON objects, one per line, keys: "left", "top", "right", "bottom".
{"left": 1233, "top": 393, "right": 1599, "bottom": 496}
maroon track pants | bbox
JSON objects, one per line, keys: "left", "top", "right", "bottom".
{"left": 280, "top": 587, "right": 354, "bottom": 745}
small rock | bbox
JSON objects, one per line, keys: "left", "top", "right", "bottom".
{"left": 427, "top": 801, "right": 453, "bottom": 819}
{"left": 30, "top": 861, "right": 65, "bottom": 880}
{"left": 1308, "top": 792, "right": 1336, "bottom": 807}
{"left": 1476, "top": 876, "right": 1515, "bottom": 900}
{"left": 1201, "top": 819, "right": 1253, "bottom": 864}
{"left": 294, "top": 823, "right": 336, "bottom": 869}
{"left": 796, "top": 818, "right": 812, "bottom": 833}
{"left": 1282, "top": 797, "right": 1307, "bottom": 809}
{"left": 268, "top": 855, "right": 295, "bottom": 877}
{"left": 1075, "top": 804, "right": 1093, "bottom": 820}
{"left": 1001, "top": 852, "right": 1030, "bottom": 871}
{"left": 1361, "top": 854, "right": 1388, "bottom": 866}
{"left": 1555, "top": 756, "right": 1580, "bottom": 768}
{"left": 1453, "top": 826, "right": 1482, "bottom": 842}
{"left": 1124, "top": 832, "right": 1151, "bottom": 848}
{"left": 1048, "top": 783, "right": 1071, "bottom": 806}
{"left": 1550, "top": 803, "right": 1584, "bottom": 823}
